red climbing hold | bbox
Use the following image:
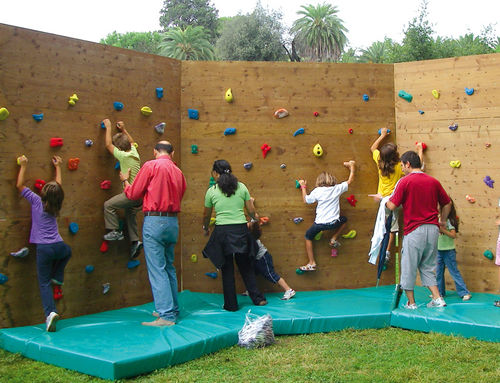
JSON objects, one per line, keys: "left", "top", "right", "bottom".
{"left": 347, "top": 194, "right": 357, "bottom": 207}
{"left": 100, "top": 180, "right": 111, "bottom": 190}
{"left": 100, "top": 240, "right": 109, "bottom": 253}
{"left": 53, "top": 285, "right": 63, "bottom": 300}
{"left": 34, "top": 179, "right": 46, "bottom": 193}
{"left": 313, "top": 111, "right": 319, "bottom": 117}
{"left": 348, "top": 128, "right": 354, "bottom": 134}
{"left": 50, "top": 137, "right": 63, "bottom": 147}
{"left": 415, "top": 141, "right": 427, "bottom": 151}
{"left": 68, "top": 158, "right": 80, "bottom": 171}
{"left": 261, "top": 143, "right": 271, "bottom": 158}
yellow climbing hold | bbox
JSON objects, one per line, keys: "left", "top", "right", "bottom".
{"left": 314, "top": 231, "right": 323, "bottom": 240}
{"left": 431, "top": 90, "right": 440, "bottom": 99}
{"left": 209, "top": 217, "right": 216, "bottom": 226}
{"left": 225, "top": 88, "right": 233, "bottom": 103}
{"left": 449, "top": 160, "right": 461, "bottom": 168}
{"left": 342, "top": 230, "right": 357, "bottom": 239}
{"left": 313, "top": 143, "right": 324, "bottom": 157}
{"left": 191, "top": 254, "right": 198, "bottom": 263}
{"left": 0, "top": 107, "right": 9, "bottom": 120}
{"left": 141, "top": 106, "right": 153, "bottom": 116}
{"left": 68, "top": 93, "right": 79, "bottom": 106}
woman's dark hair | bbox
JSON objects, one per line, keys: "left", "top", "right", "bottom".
{"left": 448, "top": 199, "right": 459, "bottom": 233}
{"left": 212, "top": 159, "right": 238, "bottom": 197}
{"left": 41, "top": 181, "right": 64, "bottom": 217}
{"left": 378, "top": 143, "right": 400, "bottom": 177}
{"left": 248, "top": 220, "right": 262, "bottom": 240}
{"left": 400, "top": 150, "right": 422, "bottom": 169}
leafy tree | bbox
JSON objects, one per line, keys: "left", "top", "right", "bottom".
{"left": 159, "top": 26, "right": 215, "bottom": 60}
{"left": 359, "top": 41, "right": 386, "bottom": 63}
{"left": 100, "top": 31, "right": 163, "bottom": 54}
{"left": 215, "top": 3, "right": 287, "bottom": 61}
{"left": 159, "top": 0, "right": 219, "bottom": 42}
{"left": 291, "top": 3, "right": 348, "bottom": 62}
{"left": 340, "top": 47, "right": 357, "bottom": 63}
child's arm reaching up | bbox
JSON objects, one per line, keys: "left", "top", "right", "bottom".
{"left": 52, "top": 155, "right": 62, "bottom": 185}
{"left": 116, "top": 121, "right": 136, "bottom": 145}
{"left": 344, "top": 161, "right": 356, "bottom": 185}
{"left": 370, "top": 128, "right": 390, "bottom": 152}
{"left": 298, "top": 179, "right": 308, "bottom": 203}
{"left": 16, "top": 155, "right": 28, "bottom": 192}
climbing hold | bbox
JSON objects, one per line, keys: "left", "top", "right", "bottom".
{"left": 85, "top": 139, "right": 93, "bottom": 147}
{"left": 431, "top": 90, "right": 440, "bottom": 99}
{"left": 465, "top": 195, "right": 475, "bottom": 203}
{"left": 243, "top": 162, "right": 253, "bottom": 170}
{"left": 224, "top": 127, "right": 236, "bottom": 135}
{"left": 274, "top": 108, "right": 289, "bottom": 119}
{"left": 348, "top": 128, "right": 354, "bottom": 134}
{"left": 16, "top": 155, "right": 25, "bottom": 165}
{"left": 331, "top": 248, "right": 338, "bottom": 257}
{"left": 418, "top": 110, "right": 424, "bottom": 115}
{"left": 485, "top": 143, "right": 491, "bottom": 148}
{"left": 32, "top": 113, "right": 44, "bottom": 121}
{"left": 68, "top": 93, "right": 79, "bottom": 106}
{"left": 295, "top": 180, "right": 301, "bottom": 189}
{"left": 483, "top": 250, "right": 493, "bottom": 260}
{"left": 85, "top": 265, "right": 94, "bottom": 273}
{"left": 100, "top": 240, "right": 109, "bottom": 253}
{"left": 398, "top": 90, "right": 413, "bottom": 102}
{"left": 127, "top": 260, "right": 140, "bottom": 269}
{"left": 295, "top": 268, "right": 305, "bottom": 275}
{"left": 449, "top": 123, "right": 458, "bottom": 131}
{"left": 68, "top": 158, "right": 80, "bottom": 171}
{"left": 34, "top": 179, "right": 46, "bottom": 193}
{"left": 191, "top": 254, "right": 198, "bottom": 263}
{"left": 114, "top": 161, "right": 120, "bottom": 170}
{"left": 156, "top": 87, "right": 164, "bottom": 99}
{"left": 141, "top": 106, "right": 152, "bottom": 116}
{"left": 314, "top": 231, "right": 322, "bottom": 241}
{"left": 209, "top": 217, "right": 216, "bottom": 226}
{"left": 378, "top": 128, "right": 391, "bottom": 135}
{"left": 225, "top": 88, "right": 233, "bottom": 103}
{"left": 261, "top": 143, "right": 271, "bottom": 158}
{"left": 102, "top": 283, "right": 111, "bottom": 294}
{"left": 100, "top": 180, "right": 112, "bottom": 190}
{"left": 53, "top": 285, "right": 63, "bottom": 300}
{"left": 68, "top": 222, "right": 79, "bottom": 234}
{"left": 260, "top": 217, "right": 269, "bottom": 225}
{"left": 0, "top": 273, "right": 8, "bottom": 285}
{"left": 465, "top": 87, "right": 474, "bottom": 96}
{"left": 293, "top": 217, "right": 304, "bottom": 224}
{"left": 347, "top": 194, "right": 357, "bottom": 207}
{"left": 415, "top": 141, "right": 427, "bottom": 151}
{"left": 313, "top": 111, "right": 319, "bottom": 117}
{"left": 342, "top": 230, "right": 357, "bottom": 239}
{"left": 113, "top": 101, "right": 124, "bottom": 111}
{"left": 205, "top": 272, "right": 217, "bottom": 279}
{"left": 11, "top": 247, "right": 29, "bottom": 258}
{"left": 449, "top": 160, "right": 461, "bottom": 168}
{"left": 293, "top": 128, "right": 305, "bottom": 137}
{"left": 313, "top": 143, "right": 323, "bottom": 157}
{"left": 483, "top": 176, "right": 494, "bottom": 188}
{"left": 191, "top": 144, "right": 198, "bottom": 154}
{"left": 154, "top": 122, "right": 166, "bottom": 134}
{"left": 363, "top": 94, "right": 369, "bottom": 102}
{"left": 0, "top": 107, "right": 9, "bottom": 120}
{"left": 280, "top": 163, "right": 286, "bottom": 169}
{"left": 209, "top": 176, "right": 216, "bottom": 188}
{"left": 100, "top": 121, "right": 106, "bottom": 129}
{"left": 188, "top": 109, "right": 199, "bottom": 120}
{"left": 50, "top": 137, "right": 64, "bottom": 147}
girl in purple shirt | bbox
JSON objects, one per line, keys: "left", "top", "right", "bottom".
{"left": 16, "top": 155, "right": 71, "bottom": 332}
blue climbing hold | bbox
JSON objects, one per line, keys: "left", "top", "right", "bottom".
{"left": 205, "top": 272, "right": 217, "bottom": 279}
{"left": 127, "top": 260, "right": 140, "bottom": 269}
{"left": 85, "top": 265, "right": 94, "bottom": 273}
{"left": 101, "top": 121, "right": 106, "bottom": 129}
{"left": 293, "top": 128, "right": 305, "bottom": 137}
{"left": 362, "top": 94, "right": 369, "bottom": 102}
{"left": 465, "top": 87, "right": 474, "bottom": 96}
{"left": 418, "top": 110, "right": 424, "bottom": 115}
{"left": 69, "top": 222, "right": 79, "bottom": 234}
{"left": 114, "top": 161, "right": 120, "bottom": 170}
{"left": 378, "top": 128, "right": 391, "bottom": 135}
{"left": 0, "top": 273, "right": 8, "bottom": 284}
{"left": 156, "top": 87, "right": 164, "bottom": 99}
{"left": 32, "top": 113, "right": 44, "bottom": 121}
{"left": 113, "top": 101, "right": 124, "bottom": 111}
{"left": 224, "top": 127, "right": 236, "bottom": 135}
{"left": 188, "top": 109, "right": 199, "bottom": 120}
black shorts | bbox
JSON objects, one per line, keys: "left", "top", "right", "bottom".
{"left": 305, "top": 216, "right": 347, "bottom": 240}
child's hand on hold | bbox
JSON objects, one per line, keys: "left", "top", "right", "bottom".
{"left": 116, "top": 121, "right": 125, "bottom": 131}
{"left": 298, "top": 179, "right": 307, "bottom": 188}
{"left": 380, "top": 127, "right": 389, "bottom": 136}
{"left": 415, "top": 142, "right": 423, "bottom": 152}
{"left": 344, "top": 160, "right": 355, "bottom": 169}
{"left": 103, "top": 118, "right": 112, "bottom": 130}
{"left": 18, "top": 155, "right": 28, "bottom": 166}
{"left": 52, "top": 156, "right": 62, "bottom": 167}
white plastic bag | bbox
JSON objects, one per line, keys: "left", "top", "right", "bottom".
{"left": 237, "top": 311, "right": 274, "bottom": 349}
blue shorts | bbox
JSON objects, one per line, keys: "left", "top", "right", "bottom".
{"left": 305, "top": 216, "right": 347, "bottom": 240}
{"left": 254, "top": 251, "right": 280, "bottom": 284}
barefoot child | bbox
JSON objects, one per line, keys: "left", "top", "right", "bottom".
{"left": 298, "top": 161, "right": 355, "bottom": 271}
{"left": 16, "top": 155, "right": 71, "bottom": 332}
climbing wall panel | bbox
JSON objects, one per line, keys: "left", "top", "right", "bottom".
{"left": 0, "top": 24, "right": 181, "bottom": 327}
{"left": 180, "top": 61, "right": 396, "bottom": 294}
{"left": 394, "top": 53, "right": 500, "bottom": 293}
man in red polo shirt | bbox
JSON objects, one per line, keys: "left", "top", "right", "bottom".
{"left": 386, "top": 150, "right": 451, "bottom": 309}
{"left": 122, "top": 141, "right": 186, "bottom": 326}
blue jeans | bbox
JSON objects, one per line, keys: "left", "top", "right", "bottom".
{"left": 436, "top": 249, "right": 470, "bottom": 297}
{"left": 142, "top": 216, "right": 179, "bottom": 322}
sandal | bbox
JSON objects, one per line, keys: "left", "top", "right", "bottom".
{"left": 494, "top": 300, "right": 500, "bottom": 307}
{"left": 299, "top": 264, "right": 316, "bottom": 271}
{"left": 329, "top": 240, "right": 341, "bottom": 248}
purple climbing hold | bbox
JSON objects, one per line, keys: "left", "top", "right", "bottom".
{"left": 293, "top": 217, "right": 304, "bottom": 224}
{"left": 85, "top": 139, "right": 94, "bottom": 147}
{"left": 484, "top": 176, "right": 495, "bottom": 188}
{"left": 449, "top": 123, "right": 458, "bottom": 131}
{"left": 155, "top": 122, "right": 166, "bottom": 134}
{"left": 243, "top": 162, "right": 253, "bottom": 170}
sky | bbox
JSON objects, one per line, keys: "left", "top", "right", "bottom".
{"left": 0, "top": 0, "right": 498, "bottom": 49}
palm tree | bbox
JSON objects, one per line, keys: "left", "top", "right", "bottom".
{"left": 291, "top": 3, "right": 348, "bottom": 62}
{"left": 159, "top": 26, "right": 215, "bottom": 60}
{"left": 359, "top": 41, "right": 386, "bottom": 63}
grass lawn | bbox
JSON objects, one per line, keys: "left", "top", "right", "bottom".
{"left": 1, "top": 327, "right": 499, "bottom": 382}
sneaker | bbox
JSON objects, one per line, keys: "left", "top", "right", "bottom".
{"left": 142, "top": 318, "right": 175, "bottom": 327}
{"left": 494, "top": 300, "right": 500, "bottom": 307}
{"left": 257, "top": 300, "right": 268, "bottom": 306}
{"left": 130, "top": 241, "right": 143, "bottom": 259}
{"left": 241, "top": 290, "right": 249, "bottom": 296}
{"left": 11, "top": 247, "right": 29, "bottom": 258}
{"left": 427, "top": 297, "right": 447, "bottom": 308}
{"left": 281, "top": 289, "right": 296, "bottom": 300}
{"left": 104, "top": 230, "right": 124, "bottom": 241}
{"left": 46, "top": 312, "right": 60, "bottom": 332}
{"left": 403, "top": 301, "right": 417, "bottom": 310}
{"left": 462, "top": 294, "right": 472, "bottom": 301}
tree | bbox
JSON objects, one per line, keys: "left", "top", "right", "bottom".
{"left": 159, "top": 26, "right": 215, "bottom": 60}
{"left": 291, "top": 3, "right": 348, "bottom": 62}
{"left": 159, "top": 0, "right": 219, "bottom": 42}
{"left": 215, "top": 3, "right": 287, "bottom": 61}
{"left": 340, "top": 47, "right": 357, "bottom": 63}
{"left": 100, "top": 31, "right": 163, "bottom": 54}
{"left": 398, "top": 0, "right": 435, "bottom": 62}
{"left": 359, "top": 41, "right": 386, "bottom": 63}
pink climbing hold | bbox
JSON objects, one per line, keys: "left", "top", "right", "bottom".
{"left": 100, "top": 180, "right": 111, "bottom": 190}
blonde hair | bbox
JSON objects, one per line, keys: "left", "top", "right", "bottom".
{"left": 315, "top": 172, "right": 337, "bottom": 187}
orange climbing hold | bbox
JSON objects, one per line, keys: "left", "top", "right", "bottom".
{"left": 259, "top": 216, "right": 270, "bottom": 225}
{"left": 274, "top": 108, "right": 289, "bottom": 119}
{"left": 68, "top": 158, "right": 80, "bottom": 170}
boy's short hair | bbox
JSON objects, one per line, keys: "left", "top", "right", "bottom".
{"left": 400, "top": 150, "right": 421, "bottom": 169}
{"left": 112, "top": 133, "right": 131, "bottom": 151}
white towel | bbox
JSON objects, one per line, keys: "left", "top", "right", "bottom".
{"left": 368, "top": 196, "right": 391, "bottom": 265}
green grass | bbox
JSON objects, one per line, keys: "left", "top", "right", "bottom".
{"left": 1, "top": 328, "right": 499, "bottom": 382}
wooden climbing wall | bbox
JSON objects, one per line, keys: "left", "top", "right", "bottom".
{"left": 394, "top": 53, "right": 500, "bottom": 293}
{"left": 0, "top": 24, "right": 181, "bottom": 328}
{"left": 179, "top": 61, "right": 396, "bottom": 294}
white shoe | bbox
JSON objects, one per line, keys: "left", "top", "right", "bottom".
{"left": 462, "top": 294, "right": 472, "bottom": 301}
{"left": 281, "top": 289, "right": 296, "bottom": 300}
{"left": 427, "top": 297, "right": 446, "bottom": 308}
{"left": 403, "top": 301, "right": 417, "bottom": 310}
{"left": 46, "top": 312, "right": 60, "bottom": 332}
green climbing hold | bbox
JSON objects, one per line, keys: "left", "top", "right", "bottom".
{"left": 314, "top": 231, "right": 322, "bottom": 241}
{"left": 398, "top": 90, "right": 413, "bottom": 102}
{"left": 209, "top": 176, "right": 216, "bottom": 188}
{"left": 295, "top": 268, "right": 305, "bottom": 275}
{"left": 483, "top": 250, "right": 493, "bottom": 260}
